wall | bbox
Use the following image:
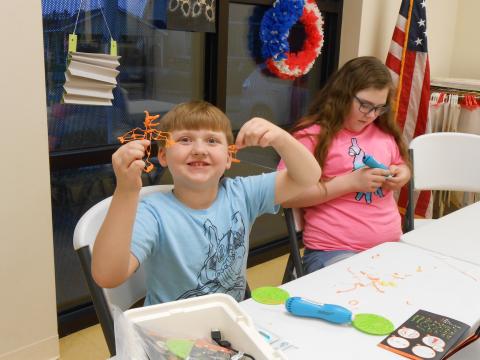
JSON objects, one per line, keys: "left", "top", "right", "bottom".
{"left": 0, "top": 1, "right": 59, "bottom": 360}
{"left": 450, "top": 0, "right": 480, "bottom": 79}
{"left": 337, "top": 0, "right": 363, "bottom": 65}
{"left": 339, "top": 0, "right": 476, "bottom": 80}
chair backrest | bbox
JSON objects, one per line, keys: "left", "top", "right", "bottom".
{"left": 73, "top": 184, "right": 173, "bottom": 355}
{"left": 405, "top": 133, "right": 480, "bottom": 232}
{"left": 282, "top": 207, "right": 305, "bottom": 283}
{"left": 410, "top": 132, "right": 480, "bottom": 192}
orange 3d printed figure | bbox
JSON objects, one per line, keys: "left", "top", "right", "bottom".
{"left": 118, "top": 110, "right": 239, "bottom": 173}
{"left": 118, "top": 111, "right": 175, "bottom": 173}
{"left": 229, "top": 145, "right": 241, "bottom": 163}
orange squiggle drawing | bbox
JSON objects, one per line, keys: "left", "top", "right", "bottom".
{"left": 360, "top": 271, "right": 380, "bottom": 281}
{"left": 336, "top": 282, "right": 367, "bottom": 294}
{"left": 337, "top": 269, "right": 400, "bottom": 294}
{"left": 372, "top": 281, "right": 385, "bottom": 293}
{"left": 118, "top": 111, "right": 175, "bottom": 173}
{"left": 392, "top": 272, "right": 412, "bottom": 279}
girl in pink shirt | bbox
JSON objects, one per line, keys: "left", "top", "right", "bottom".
{"left": 279, "top": 57, "right": 411, "bottom": 274}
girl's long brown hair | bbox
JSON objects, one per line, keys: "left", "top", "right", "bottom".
{"left": 291, "top": 56, "right": 410, "bottom": 168}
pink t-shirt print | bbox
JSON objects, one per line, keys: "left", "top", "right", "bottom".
{"left": 278, "top": 124, "right": 405, "bottom": 252}
{"left": 349, "top": 137, "right": 385, "bottom": 204}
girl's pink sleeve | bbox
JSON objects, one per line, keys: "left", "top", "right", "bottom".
{"left": 277, "top": 127, "right": 318, "bottom": 170}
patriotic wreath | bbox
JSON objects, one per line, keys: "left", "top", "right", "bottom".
{"left": 260, "top": 0, "right": 324, "bottom": 80}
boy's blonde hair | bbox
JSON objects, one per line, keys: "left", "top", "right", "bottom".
{"left": 158, "top": 101, "right": 234, "bottom": 145}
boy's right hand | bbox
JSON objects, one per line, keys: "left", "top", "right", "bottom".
{"left": 349, "top": 167, "right": 389, "bottom": 192}
{"left": 112, "top": 140, "right": 150, "bottom": 193}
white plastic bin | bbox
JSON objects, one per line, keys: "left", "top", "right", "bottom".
{"left": 124, "top": 293, "right": 286, "bottom": 360}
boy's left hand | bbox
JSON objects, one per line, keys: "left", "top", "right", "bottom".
{"left": 235, "top": 117, "right": 287, "bottom": 149}
{"left": 383, "top": 164, "right": 411, "bottom": 191}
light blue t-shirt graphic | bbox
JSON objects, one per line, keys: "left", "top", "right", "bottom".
{"left": 131, "top": 172, "right": 279, "bottom": 305}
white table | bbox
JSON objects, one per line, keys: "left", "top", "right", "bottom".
{"left": 241, "top": 242, "right": 480, "bottom": 359}
{"left": 401, "top": 201, "right": 480, "bottom": 266}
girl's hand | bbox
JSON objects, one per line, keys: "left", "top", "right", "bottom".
{"left": 349, "top": 167, "right": 389, "bottom": 192}
{"left": 112, "top": 140, "right": 150, "bottom": 193}
{"left": 383, "top": 164, "right": 411, "bottom": 191}
{"left": 235, "top": 117, "right": 287, "bottom": 149}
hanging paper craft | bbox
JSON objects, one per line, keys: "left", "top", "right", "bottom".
{"left": 62, "top": 3, "right": 120, "bottom": 106}
{"left": 63, "top": 50, "right": 120, "bottom": 106}
{"left": 118, "top": 111, "right": 241, "bottom": 173}
{"left": 260, "top": 0, "right": 324, "bottom": 80}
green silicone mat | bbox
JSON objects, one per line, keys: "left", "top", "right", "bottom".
{"left": 251, "top": 286, "right": 290, "bottom": 305}
{"left": 352, "top": 313, "right": 395, "bottom": 335}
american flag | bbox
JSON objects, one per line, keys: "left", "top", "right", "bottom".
{"left": 386, "top": 0, "right": 432, "bottom": 218}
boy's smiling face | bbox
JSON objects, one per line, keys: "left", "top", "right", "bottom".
{"left": 158, "top": 129, "right": 232, "bottom": 189}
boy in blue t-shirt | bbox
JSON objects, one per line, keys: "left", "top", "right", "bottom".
{"left": 92, "top": 101, "right": 321, "bottom": 305}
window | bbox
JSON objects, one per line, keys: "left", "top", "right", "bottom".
{"left": 223, "top": 2, "right": 335, "bottom": 251}
{"left": 42, "top": 0, "right": 204, "bottom": 332}
{"left": 226, "top": 3, "right": 322, "bottom": 131}
{"left": 42, "top": 0, "right": 343, "bottom": 335}
{"left": 44, "top": 1, "right": 204, "bottom": 151}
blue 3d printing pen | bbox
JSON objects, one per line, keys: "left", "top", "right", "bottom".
{"left": 363, "top": 154, "right": 392, "bottom": 177}
{"left": 285, "top": 297, "right": 396, "bottom": 335}
{"left": 362, "top": 154, "right": 388, "bottom": 170}
{"left": 285, "top": 297, "right": 353, "bottom": 324}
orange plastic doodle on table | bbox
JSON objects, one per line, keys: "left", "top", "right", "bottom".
{"left": 117, "top": 110, "right": 175, "bottom": 173}
{"left": 336, "top": 282, "right": 366, "bottom": 294}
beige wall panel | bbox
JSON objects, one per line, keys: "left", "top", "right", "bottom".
{"left": 450, "top": 0, "right": 480, "bottom": 79}
{"left": 427, "top": 0, "right": 458, "bottom": 78}
{"left": 340, "top": 0, "right": 463, "bottom": 79}
{"left": 338, "top": 0, "right": 363, "bottom": 66}
{"left": 0, "top": 1, "right": 59, "bottom": 359}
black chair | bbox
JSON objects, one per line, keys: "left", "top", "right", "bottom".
{"left": 282, "top": 208, "right": 305, "bottom": 284}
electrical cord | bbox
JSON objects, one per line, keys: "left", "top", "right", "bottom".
{"left": 211, "top": 329, "right": 256, "bottom": 360}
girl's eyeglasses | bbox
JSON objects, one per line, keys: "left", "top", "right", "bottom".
{"left": 354, "top": 95, "right": 390, "bottom": 116}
